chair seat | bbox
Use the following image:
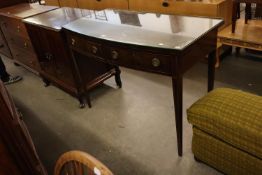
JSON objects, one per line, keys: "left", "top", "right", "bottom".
{"left": 187, "top": 88, "right": 262, "bottom": 159}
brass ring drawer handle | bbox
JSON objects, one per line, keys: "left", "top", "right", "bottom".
{"left": 92, "top": 46, "right": 98, "bottom": 54}
{"left": 152, "top": 58, "right": 161, "bottom": 67}
{"left": 111, "top": 51, "right": 119, "bottom": 60}
{"left": 162, "top": 0, "right": 169, "bottom": 7}
{"left": 71, "top": 38, "right": 76, "bottom": 46}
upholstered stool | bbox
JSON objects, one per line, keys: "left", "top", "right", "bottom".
{"left": 187, "top": 88, "right": 262, "bottom": 175}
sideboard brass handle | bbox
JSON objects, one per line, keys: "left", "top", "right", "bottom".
{"left": 24, "top": 42, "right": 28, "bottom": 48}
{"left": 162, "top": 0, "right": 169, "bottom": 7}
{"left": 92, "top": 46, "right": 98, "bottom": 54}
{"left": 152, "top": 58, "right": 161, "bottom": 67}
{"left": 17, "top": 25, "right": 20, "bottom": 32}
{"left": 71, "top": 38, "right": 75, "bottom": 46}
{"left": 111, "top": 51, "right": 119, "bottom": 60}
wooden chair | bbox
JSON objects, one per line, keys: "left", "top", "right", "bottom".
{"left": 232, "top": 0, "right": 261, "bottom": 33}
{"left": 54, "top": 150, "right": 113, "bottom": 175}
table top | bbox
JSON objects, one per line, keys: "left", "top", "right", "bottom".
{"left": 23, "top": 7, "right": 92, "bottom": 31}
{"left": 0, "top": 3, "right": 57, "bottom": 19}
{"left": 63, "top": 10, "right": 223, "bottom": 50}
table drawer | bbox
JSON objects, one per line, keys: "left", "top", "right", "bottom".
{"left": 0, "top": 17, "right": 28, "bottom": 39}
{"left": 69, "top": 34, "right": 103, "bottom": 58}
{"left": 133, "top": 51, "right": 172, "bottom": 74}
{"left": 105, "top": 45, "right": 135, "bottom": 67}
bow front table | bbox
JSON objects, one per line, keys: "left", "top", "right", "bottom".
{"left": 62, "top": 10, "right": 223, "bottom": 156}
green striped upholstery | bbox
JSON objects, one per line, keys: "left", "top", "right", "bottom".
{"left": 187, "top": 88, "right": 262, "bottom": 159}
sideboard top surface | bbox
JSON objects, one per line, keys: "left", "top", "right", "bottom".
{"left": 63, "top": 10, "right": 223, "bottom": 50}
{"left": 0, "top": 3, "right": 58, "bottom": 19}
{"left": 23, "top": 7, "right": 93, "bottom": 31}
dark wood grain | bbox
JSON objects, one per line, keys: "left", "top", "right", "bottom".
{"left": 0, "top": 137, "right": 23, "bottom": 175}
{"left": 0, "top": 81, "right": 47, "bottom": 175}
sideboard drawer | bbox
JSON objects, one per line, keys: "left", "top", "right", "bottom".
{"left": 0, "top": 30, "right": 12, "bottom": 58}
{"left": 10, "top": 44, "right": 39, "bottom": 70}
{"left": 0, "top": 17, "right": 28, "bottom": 39}
{"left": 133, "top": 51, "right": 172, "bottom": 75}
{"left": 69, "top": 34, "right": 103, "bottom": 58}
{"left": 5, "top": 35, "right": 35, "bottom": 53}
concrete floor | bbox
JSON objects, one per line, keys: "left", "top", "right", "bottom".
{"left": 2, "top": 49, "right": 262, "bottom": 175}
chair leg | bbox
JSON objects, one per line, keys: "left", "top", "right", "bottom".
{"left": 245, "top": 3, "right": 251, "bottom": 24}
{"left": 237, "top": 3, "right": 240, "bottom": 19}
{"left": 255, "top": 4, "right": 262, "bottom": 18}
{"left": 232, "top": 0, "right": 238, "bottom": 33}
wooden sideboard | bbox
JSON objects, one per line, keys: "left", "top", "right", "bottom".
{"left": 0, "top": 80, "right": 47, "bottom": 175}
{"left": 0, "top": 3, "right": 57, "bottom": 72}
{"left": 63, "top": 10, "right": 223, "bottom": 156}
{"left": 45, "top": 0, "right": 232, "bottom": 29}
{"left": 0, "top": 136, "right": 23, "bottom": 175}
{"left": 23, "top": 8, "right": 120, "bottom": 108}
